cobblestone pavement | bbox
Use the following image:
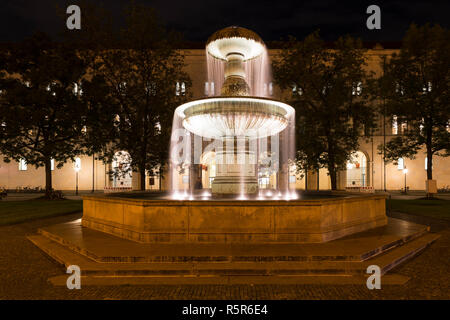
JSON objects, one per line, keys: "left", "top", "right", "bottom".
{"left": 0, "top": 213, "right": 449, "bottom": 300}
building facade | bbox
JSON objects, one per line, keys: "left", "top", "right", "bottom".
{"left": 1, "top": 47, "right": 449, "bottom": 192}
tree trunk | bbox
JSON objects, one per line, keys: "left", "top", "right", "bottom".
{"left": 329, "top": 167, "right": 337, "bottom": 191}
{"left": 44, "top": 156, "right": 52, "bottom": 198}
{"left": 139, "top": 166, "right": 146, "bottom": 191}
{"left": 426, "top": 147, "right": 433, "bottom": 180}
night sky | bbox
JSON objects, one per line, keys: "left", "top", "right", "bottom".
{"left": 0, "top": 0, "right": 448, "bottom": 43}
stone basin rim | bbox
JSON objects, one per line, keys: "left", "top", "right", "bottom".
{"left": 81, "top": 193, "right": 388, "bottom": 207}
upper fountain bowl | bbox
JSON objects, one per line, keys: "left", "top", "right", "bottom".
{"left": 206, "top": 26, "right": 265, "bottom": 61}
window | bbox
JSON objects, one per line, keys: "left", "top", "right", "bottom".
{"left": 400, "top": 120, "right": 407, "bottom": 133}
{"left": 397, "top": 158, "right": 404, "bottom": 170}
{"left": 74, "top": 157, "right": 81, "bottom": 171}
{"left": 392, "top": 115, "right": 398, "bottom": 135}
{"left": 51, "top": 159, "right": 55, "bottom": 171}
{"left": 119, "top": 82, "right": 127, "bottom": 95}
{"left": 176, "top": 82, "right": 186, "bottom": 96}
{"left": 352, "top": 81, "right": 362, "bottom": 96}
{"left": 423, "top": 81, "right": 432, "bottom": 94}
{"left": 392, "top": 115, "right": 407, "bottom": 135}
{"left": 73, "top": 82, "right": 82, "bottom": 96}
{"left": 204, "top": 82, "right": 209, "bottom": 96}
{"left": 269, "top": 82, "right": 273, "bottom": 96}
{"left": 19, "top": 158, "right": 27, "bottom": 171}
{"left": 155, "top": 122, "right": 161, "bottom": 133}
{"left": 395, "top": 82, "right": 404, "bottom": 95}
{"left": 292, "top": 84, "right": 303, "bottom": 96}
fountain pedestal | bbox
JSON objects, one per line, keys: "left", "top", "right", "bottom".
{"left": 211, "top": 138, "right": 258, "bottom": 195}
{"left": 211, "top": 151, "right": 258, "bottom": 194}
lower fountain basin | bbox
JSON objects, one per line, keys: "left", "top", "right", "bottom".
{"left": 82, "top": 192, "right": 387, "bottom": 243}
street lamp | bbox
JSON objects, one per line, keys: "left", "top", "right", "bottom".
{"left": 74, "top": 158, "right": 81, "bottom": 196}
{"left": 402, "top": 168, "right": 408, "bottom": 194}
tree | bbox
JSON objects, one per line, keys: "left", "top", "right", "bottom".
{"left": 0, "top": 33, "right": 90, "bottom": 198}
{"left": 273, "top": 32, "right": 376, "bottom": 190}
{"left": 82, "top": 3, "right": 190, "bottom": 190}
{"left": 379, "top": 24, "right": 450, "bottom": 193}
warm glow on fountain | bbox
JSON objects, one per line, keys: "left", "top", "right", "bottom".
{"left": 176, "top": 97, "right": 293, "bottom": 139}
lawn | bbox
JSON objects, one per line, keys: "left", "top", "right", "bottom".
{"left": 388, "top": 199, "right": 450, "bottom": 221}
{"left": 0, "top": 199, "right": 82, "bottom": 225}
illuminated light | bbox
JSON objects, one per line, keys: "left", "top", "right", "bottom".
{"left": 189, "top": 196, "right": 194, "bottom": 201}
{"left": 237, "top": 194, "right": 247, "bottom": 200}
{"left": 346, "top": 163, "right": 354, "bottom": 170}
{"left": 277, "top": 192, "right": 282, "bottom": 197}
{"left": 171, "top": 192, "right": 182, "bottom": 200}
{"left": 403, "top": 168, "right": 408, "bottom": 174}
{"left": 265, "top": 191, "right": 273, "bottom": 197}
{"left": 202, "top": 191, "right": 211, "bottom": 197}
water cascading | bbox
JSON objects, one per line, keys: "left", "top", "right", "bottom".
{"left": 170, "top": 26, "right": 295, "bottom": 198}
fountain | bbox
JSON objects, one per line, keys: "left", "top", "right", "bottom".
{"left": 170, "top": 26, "right": 295, "bottom": 197}
{"left": 80, "top": 27, "right": 388, "bottom": 244}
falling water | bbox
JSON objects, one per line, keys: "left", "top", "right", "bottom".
{"left": 169, "top": 28, "right": 296, "bottom": 200}
{"left": 206, "top": 46, "right": 272, "bottom": 97}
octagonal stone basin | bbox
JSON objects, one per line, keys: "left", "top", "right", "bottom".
{"left": 81, "top": 193, "right": 387, "bottom": 243}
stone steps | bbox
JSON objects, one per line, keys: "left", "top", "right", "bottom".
{"left": 35, "top": 221, "right": 429, "bottom": 264}
{"left": 28, "top": 232, "right": 439, "bottom": 278}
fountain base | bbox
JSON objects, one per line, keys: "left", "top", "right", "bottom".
{"left": 211, "top": 176, "right": 258, "bottom": 195}
{"left": 81, "top": 193, "right": 388, "bottom": 243}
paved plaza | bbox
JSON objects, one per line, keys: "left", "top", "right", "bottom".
{"left": 0, "top": 211, "right": 449, "bottom": 300}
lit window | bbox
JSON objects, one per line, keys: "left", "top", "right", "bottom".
{"left": 51, "top": 159, "right": 55, "bottom": 171}
{"left": 397, "top": 158, "right": 404, "bottom": 170}
{"left": 423, "top": 81, "right": 432, "bottom": 93}
{"left": 400, "top": 121, "right": 407, "bottom": 133}
{"left": 352, "top": 81, "right": 362, "bottom": 96}
{"left": 292, "top": 84, "right": 303, "bottom": 96}
{"left": 119, "top": 82, "right": 126, "bottom": 95}
{"left": 74, "top": 157, "right": 81, "bottom": 171}
{"left": 395, "top": 82, "right": 404, "bottom": 95}
{"left": 269, "top": 82, "right": 273, "bottom": 96}
{"left": 19, "top": 159, "right": 27, "bottom": 171}
{"left": 204, "top": 82, "right": 209, "bottom": 96}
{"left": 392, "top": 115, "right": 398, "bottom": 135}
{"left": 176, "top": 82, "right": 186, "bottom": 96}
{"left": 73, "top": 82, "right": 82, "bottom": 96}
{"left": 210, "top": 82, "right": 215, "bottom": 95}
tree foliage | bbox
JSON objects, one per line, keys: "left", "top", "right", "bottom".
{"left": 0, "top": 33, "right": 89, "bottom": 197}
{"left": 72, "top": 2, "right": 191, "bottom": 190}
{"left": 273, "top": 32, "right": 376, "bottom": 189}
{"left": 379, "top": 24, "right": 450, "bottom": 181}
